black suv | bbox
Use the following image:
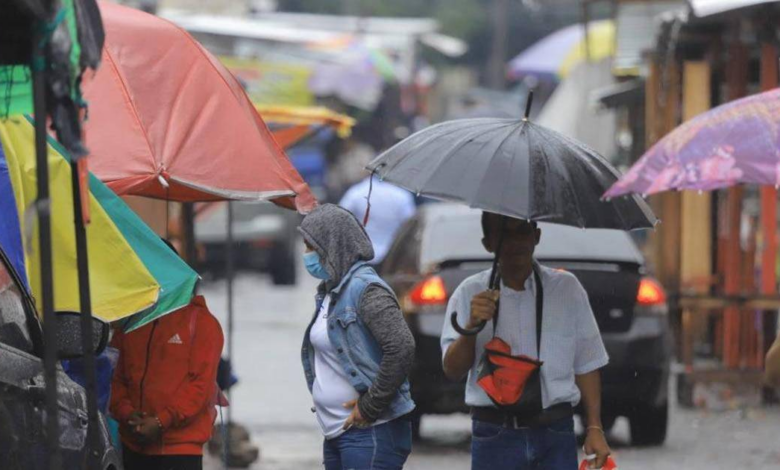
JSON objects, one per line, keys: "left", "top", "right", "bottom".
{"left": 380, "top": 203, "right": 672, "bottom": 446}
{"left": 0, "top": 248, "right": 121, "bottom": 469}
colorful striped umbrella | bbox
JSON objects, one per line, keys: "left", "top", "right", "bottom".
{"left": 0, "top": 117, "right": 198, "bottom": 331}
{"left": 507, "top": 20, "right": 615, "bottom": 81}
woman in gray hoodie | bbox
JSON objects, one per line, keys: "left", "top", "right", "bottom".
{"left": 299, "top": 204, "right": 416, "bottom": 470}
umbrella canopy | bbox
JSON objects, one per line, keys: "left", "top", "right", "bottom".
{"left": 0, "top": 117, "right": 198, "bottom": 329}
{"left": 604, "top": 88, "right": 780, "bottom": 198}
{"left": 307, "top": 35, "right": 396, "bottom": 111}
{"left": 507, "top": 20, "right": 614, "bottom": 82}
{"left": 366, "top": 117, "right": 656, "bottom": 231}
{"left": 80, "top": 2, "right": 315, "bottom": 211}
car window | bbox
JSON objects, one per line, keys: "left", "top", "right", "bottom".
{"left": 0, "top": 260, "right": 34, "bottom": 354}
{"left": 420, "top": 206, "right": 644, "bottom": 267}
{"left": 382, "top": 218, "right": 420, "bottom": 275}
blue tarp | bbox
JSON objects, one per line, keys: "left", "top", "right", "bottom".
{"left": 0, "top": 143, "right": 29, "bottom": 292}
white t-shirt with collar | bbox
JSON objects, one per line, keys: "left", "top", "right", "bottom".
{"left": 440, "top": 265, "right": 609, "bottom": 409}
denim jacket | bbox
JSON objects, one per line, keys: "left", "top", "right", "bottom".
{"left": 301, "top": 262, "right": 415, "bottom": 422}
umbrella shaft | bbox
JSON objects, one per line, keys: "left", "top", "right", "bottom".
{"left": 32, "top": 37, "right": 62, "bottom": 470}
{"left": 71, "top": 162, "right": 101, "bottom": 470}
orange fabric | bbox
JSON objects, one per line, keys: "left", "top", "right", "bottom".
{"left": 110, "top": 296, "right": 224, "bottom": 456}
{"left": 272, "top": 125, "right": 317, "bottom": 149}
{"left": 477, "top": 338, "right": 541, "bottom": 406}
{"left": 81, "top": 2, "right": 316, "bottom": 213}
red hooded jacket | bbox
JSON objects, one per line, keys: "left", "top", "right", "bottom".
{"left": 110, "top": 296, "right": 224, "bottom": 455}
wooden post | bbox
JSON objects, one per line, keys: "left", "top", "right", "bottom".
{"left": 181, "top": 202, "right": 197, "bottom": 266}
{"left": 724, "top": 35, "right": 748, "bottom": 369}
{"left": 760, "top": 41, "right": 779, "bottom": 368}
{"left": 680, "top": 61, "right": 713, "bottom": 369}
{"left": 660, "top": 60, "right": 682, "bottom": 292}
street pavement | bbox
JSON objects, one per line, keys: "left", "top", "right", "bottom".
{"left": 200, "top": 264, "right": 780, "bottom": 470}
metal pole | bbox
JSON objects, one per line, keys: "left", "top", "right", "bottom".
{"left": 32, "top": 26, "right": 62, "bottom": 470}
{"left": 488, "top": 0, "right": 509, "bottom": 89}
{"left": 225, "top": 200, "right": 235, "bottom": 468}
{"left": 581, "top": 1, "right": 591, "bottom": 63}
{"left": 70, "top": 160, "right": 101, "bottom": 470}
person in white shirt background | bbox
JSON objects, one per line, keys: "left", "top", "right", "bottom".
{"left": 339, "top": 175, "right": 416, "bottom": 265}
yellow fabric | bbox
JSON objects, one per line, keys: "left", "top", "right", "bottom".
{"left": 559, "top": 21, "right": 615, "bottom": 79}
{"left": 0, "top": 119, "right": 160, "bottom": 321}
{"left": 256, "top": 105, "right": 356, "bottom": 138}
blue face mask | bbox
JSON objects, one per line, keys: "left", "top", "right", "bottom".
{"left": 304, "top": 251, "right": 330, "bottom": 280}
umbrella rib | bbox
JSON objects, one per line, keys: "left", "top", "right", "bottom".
{"left": 417, "top": 122, "right": 517, "bottom": 198}
{"left": 378, "top": 119, "right": 508, "bottom": 175}
{"left": 494, "top": 122, "right": 529, "bottom": 218}
{"left": 102, "top": 47, "right": 158, "bottom": 169}
{"left": 534, "top": 126, "right": 587, "bottom": 227}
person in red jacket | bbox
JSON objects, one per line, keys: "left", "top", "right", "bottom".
{"left": 110, "top": 293, "right": 224, "bottom": 470}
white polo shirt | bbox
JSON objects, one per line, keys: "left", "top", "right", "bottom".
{"left": 440, "top": 265, "right": 609, "bottom": 409}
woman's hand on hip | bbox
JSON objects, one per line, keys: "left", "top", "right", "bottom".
{"left": 343, "top": 399, "right": 371, "bottom": 430}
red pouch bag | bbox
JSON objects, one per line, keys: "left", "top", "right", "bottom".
{"left": 476, "top": 267, "right": 544, "bottom": 414}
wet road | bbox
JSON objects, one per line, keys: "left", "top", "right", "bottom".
{"left": 200, "top": 269, "right": 780, "bottom": 470}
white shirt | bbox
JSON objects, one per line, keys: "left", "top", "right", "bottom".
{"left": 339, "top": 178, "right": 416, "bottom": 264}
{"left": 310, "top": 295, "right": 358, "bottom": 439}
{"left": 440, "top": 266, "right": 609, "bottom": 409}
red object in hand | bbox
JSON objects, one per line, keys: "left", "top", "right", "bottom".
{"left": 579, "top": 455, "right": 617, "bottom": 470}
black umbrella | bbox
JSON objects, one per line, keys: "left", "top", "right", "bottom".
{"left": 366, "top": 94, "right": 656, "bottom": 335}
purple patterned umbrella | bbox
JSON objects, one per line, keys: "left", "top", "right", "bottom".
{"left": 605, "top": 88, "right": 780, "bottom": 198}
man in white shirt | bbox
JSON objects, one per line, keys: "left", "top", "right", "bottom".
{"left": 339, "top": 176, "right": 416, "bottom": 265}
{"left": 441, "top": 213, "right": 611, "bottom": 470}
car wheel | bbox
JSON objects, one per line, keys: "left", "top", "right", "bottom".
{"left": 270, "top": 245, "right": 296, "bottom": 286}
{"left": 411, "top": 412, "right": 422, "bottom": 442}
{"left": 676, "top": 373, "right": 695, "bottom": 408}
{"left": 629, "top": 401, "right": 668, "bottom": 446}
{"left": 601, "top": 415, "right": 616, "bottom": 434}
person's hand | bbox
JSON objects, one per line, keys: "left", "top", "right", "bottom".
{"left": 469, "top": 290, "right": 500, "bottom": 328}
{"left": 342, "top": 399, "right": 371, "bottom": 430}
{"left": 127, "top": 411, "right": 145, "bottom": 424}
{"left": 583, "top": 428, "right": 611, "bottom": 468}
{"left": 131, "top": 416, "right": 162, "bottom": 444}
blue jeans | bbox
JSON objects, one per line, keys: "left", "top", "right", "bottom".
{"left": 471, "top": 416, "right": 578, "bottom": 470}
{"left": 323, "top": 416, "right": 412, "bottom": 470}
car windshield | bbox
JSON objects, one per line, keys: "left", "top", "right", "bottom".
{"left": 420, "top": 205, "right": 643, "bottom": 268}
{"left": 0, "top": 257, "right": 33, "bottom": 354}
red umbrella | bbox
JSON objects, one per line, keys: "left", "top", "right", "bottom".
{"left": 81, "top": 2, "right": 316, "bottom": 212}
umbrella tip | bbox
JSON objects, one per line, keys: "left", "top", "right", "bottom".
{"left": 524, "top": 90, "right": 535, "bottom": 121}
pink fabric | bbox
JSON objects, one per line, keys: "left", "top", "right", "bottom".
{"left": 605, "top": 88, "right": 780, "bottom": 198}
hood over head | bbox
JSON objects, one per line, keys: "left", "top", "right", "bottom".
{"left": 298, "top": 204, "right": 375, "bottom": 289}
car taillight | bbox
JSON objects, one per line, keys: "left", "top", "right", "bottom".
{"left": 637, "top": 277, "right": 666, "bottom": 306}
{"left": 408, "top": 276, "right": 448, "bottom": 307}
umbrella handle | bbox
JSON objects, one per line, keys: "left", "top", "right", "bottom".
{"left": 450, "top": 312, "right": 486, "bottom": 336}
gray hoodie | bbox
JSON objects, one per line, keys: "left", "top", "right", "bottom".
{"left": 298, "top": 204, "right": 415, "bottom": 422}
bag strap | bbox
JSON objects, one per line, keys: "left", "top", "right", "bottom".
{"left": 533, "top": 266, "right": 544, "bottom": 357}
{"left": 491, "top": 264, "right": 545, "bottom": 357}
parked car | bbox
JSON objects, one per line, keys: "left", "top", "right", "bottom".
{"left": 195, "top": 201, "right": 301, "bottom": 285}
{"left": 380, "top": 203, "right": 672, "bottom": 446}
{"left": 0, "top": 248, "right": 121, "bottom": 469}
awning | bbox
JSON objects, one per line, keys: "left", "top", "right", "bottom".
{"left": 614, "top": 1, "right": 686, "bottom": 76}
{"left": 591, "top": 79, "right": 645, "bottom": 109}
{"left": 689, "top": 0, "right": 780, "bottom": 17}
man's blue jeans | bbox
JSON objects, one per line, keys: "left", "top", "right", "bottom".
{"left": 323, "top": 416, "right": 412, "bottom": 470}
{"left": 471, "top": 416, "right": 578, "bottom": 470}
